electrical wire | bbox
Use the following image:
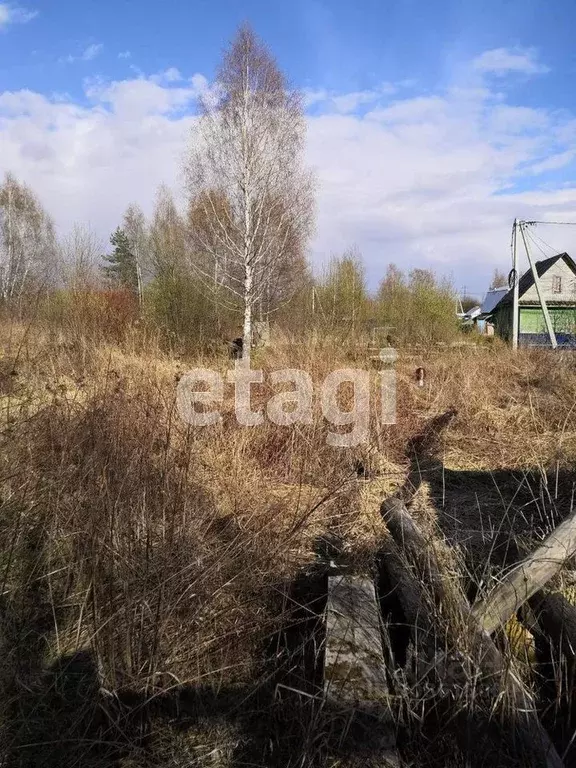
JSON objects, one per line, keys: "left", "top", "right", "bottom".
{"left": 525, "top": 228, "right": 555, "bottom": 260}
{"left": 510, "top": 221, "right": 516, "bottom": 268}
{"left": 526, "top": 228, "right": 560, "bottom": 256}
{"left": 525, "top": 220, "right": 576, "bottom": 226}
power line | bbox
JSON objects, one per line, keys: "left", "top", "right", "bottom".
{"left": 525, "top": 228, "right": 555, "bottom": 260}
{"left": 458, "top": 286, "right": 485, "bottom": 296}
{"left": 510, "top": 220, "right": 515, "bottom": 268}
{"left": 524, "top": 220, "right": 576, "bottom": 226}
{"left": 521, "top": 219, "right": 575, "bottom": 260}
{"left": 526, "top": 228, "right": 559, "bottom": 255}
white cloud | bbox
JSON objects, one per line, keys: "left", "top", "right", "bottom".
{"left": 62, "top": 43, "right": 103, "bottom": 64}
{"left": 0, "top": 87, "right": 196, "bottom": 240}
{"left": 305, "top": 82, "right": 398, "bottom": 114}
{"left": 529, "top": 150, "right": 576, "bottom": 175}
{"left": 118, "top": 50, "right": 131, "bottom": 60}
{"left": 84, "top": 72, "right": 203, "bottom": 118}
{"left": 0, "top": 50, "right": 575, "bottom": 292}
{"left": 82, "top": 43, "right": 103, "bottom": 61}
{"left": 304, "top": 77, "right": 576, "bottom": 288}
{"left": 332, "top": 87, "right": 394, "bottom": 114}
{"left": 473, "top": 47, "right": 549, "bottom": 76}
{"left": 0, "top": 2, "right": 37, "bottom": 29}
{"left": 487, "top": 105, "right": 549, "bottom": 135}
{"left": 150, "top": 67, "right": 183, "bottom": 84}
{"left": 303, "top": 87, "right": 328, "bottom": 108}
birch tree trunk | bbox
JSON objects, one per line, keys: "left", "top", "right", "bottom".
{"left": 123, "top": 203, "right": 149, "bottom": 308}
{"left": 0, "top": 173, "right": 56, "bottom": 305}
{"left": 243, "top": 263, "right": 253, "bottom": 361}
{"left": 185, "top": 24, "right": 314, "bottom": 355}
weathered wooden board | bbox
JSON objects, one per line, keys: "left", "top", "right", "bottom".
{"left": 381, "top": 496, "right": 564, "bottom": 768}
{"left": 472, "top": 510, "right": 576, "bottom": 635}
{"left": 324, "top": 574, "right": 401, "bottom": 766}
{"left": 324, "top": 574, "right": 389, "bottom": 703}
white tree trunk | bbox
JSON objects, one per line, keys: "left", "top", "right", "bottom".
{"left": 184, "top": 26, "right": 314, "bottom": 340}
{"left": 136, "top": 259, "right": 143, "bottom": 308}
{"left": 242, "top": 264, "right": 253, "bottom": 361}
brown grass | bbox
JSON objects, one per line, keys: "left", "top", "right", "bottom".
{"left": 1, "top": 323, "right": 576, "bottom": 766}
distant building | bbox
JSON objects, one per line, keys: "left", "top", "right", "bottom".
{"left": 461, "top": 305, "right": 481, "bottom": 324}
{"left": 459, "top": 304, "right": 482, "bottom": 330}
{"left": 479, "top": 253, "right": 576, "bottom": 346}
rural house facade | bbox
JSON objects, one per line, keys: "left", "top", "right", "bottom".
{"left": 480, "top": 253, "right": 576, "bottom": 346}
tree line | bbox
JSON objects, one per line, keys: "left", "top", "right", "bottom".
{"left": 0, "top": 25, "right": 461, "bottom": 352}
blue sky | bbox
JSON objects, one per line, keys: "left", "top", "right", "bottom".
{"left": 2, "top": 0, "right": 576, "bottom": 294}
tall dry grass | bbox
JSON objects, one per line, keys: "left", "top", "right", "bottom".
{"left": 0, "top": 321, "right": 389, "bottom": 766}
{"left": 0, "top": 321, "right": 575, "bottom": 766}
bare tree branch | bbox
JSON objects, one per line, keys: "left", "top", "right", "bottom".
{"left": 184, "top": 24, "right": 315, "bottom": 359}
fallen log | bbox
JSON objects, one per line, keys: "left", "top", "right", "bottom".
{"left": 529, "top": 590, "right": 576, "bottom": 702}
{"left": 378, "top": 538, "right": 438, "bottom": 662}
{"left": 381, "top": 496, "right": 564, "bottom": 768}
{"left": 471, "top": 510, "right": 576, "bottom": 635}
{"left": 530, "top": 591, "right": 576, "bottom": 665}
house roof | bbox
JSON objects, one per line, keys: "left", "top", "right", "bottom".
{"left": 480, "top": 253, "right": 576, "bottom": 315}
{"left": 480, "top": 288, "right": 509, "bottom": 315}
{"left": 460, "top": 305, "right": 482, "bottom": 325}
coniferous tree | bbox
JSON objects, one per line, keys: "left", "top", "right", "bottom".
{"left": 102, "top": 227, "right": 138, "bottom": 293}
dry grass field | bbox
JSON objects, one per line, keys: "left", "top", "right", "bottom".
{"left": 1, "top": 320, "right": 576, "bottom": 767}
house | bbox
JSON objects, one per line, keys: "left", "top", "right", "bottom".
{"left": 461, "top": 305, "right": 482, "bottom": 324}
{"left": 479, "top": 253, "right": 576, "bottom": 346}
{"left": 459, "top": 304, "right": 485, "bottom": 331}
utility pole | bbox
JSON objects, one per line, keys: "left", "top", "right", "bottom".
{"left": 458, "top": 286, "right": 467, "bottom": 315}
{"left": 512, "top": 219, "right": 519, "bottom": 350}
{"left": 519, "top": 221, "right": 558, "bottom": 349}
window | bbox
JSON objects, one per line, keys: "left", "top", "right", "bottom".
{"left": 553, "top": 275, "right": 562, "bottom": 294}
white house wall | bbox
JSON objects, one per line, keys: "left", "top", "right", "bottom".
{"left": 521, "top": 258, "right": 576, "bottom": 304}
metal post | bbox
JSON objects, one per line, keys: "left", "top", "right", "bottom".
{"left": 519, "top": 222, "right": 558, "bottom": 349}
{"left": 512, "top": 219, "right": 519, "bottom": 350}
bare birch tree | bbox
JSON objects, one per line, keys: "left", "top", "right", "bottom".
{"left": 60, "top": 223, "right": 102, "bottom": 293}
{"left": 185, "top": 24, "right": 314, "bottom": 359}
{"left": 0, "top": 173, "right": 56, "bottom": 304}
{"left": 123, "top": 203, "right": 148, "bottom": 306}
{"left": 150, "top": 185, "right": 187, "bottom": 280}
{"left": 490, "top": 268, "right": 508, "bottom": 290}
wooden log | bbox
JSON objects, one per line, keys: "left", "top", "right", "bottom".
{"left": 527, "top": 592, "right": 576, "bottom": 758}
{"left": 381, "top": 496, "right": 564, "bottom": 768}
{"left": 471, "top": 511, "right": 576, "bottom": 635}
{"left": 324, "top": 573, "right": 402, "bottom": 767}
{"left": 378, "top": 538, "right": 438, "bottom": 661}
{"left": 530, "top": 590, "right": 576, "bottom": 706}
{"left": 530, "top": 591, "right": 576, "bottom": 665}
{"left": 381, "top": 497, "right": 467, "bottom": 617}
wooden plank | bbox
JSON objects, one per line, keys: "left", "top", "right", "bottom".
{"left": 324, "top": 575, "right": 389, "bottom": 702}
{"left": 324, "top": 573, "right": 401, "bottom": 767}
{"left": 471, "top": 510, "right": 576, "bottom": 635}
{"left": 381, "top": 497, "right": 564, "bottom": 768}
